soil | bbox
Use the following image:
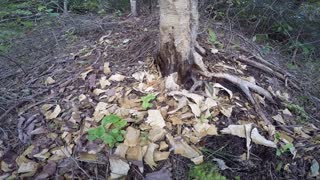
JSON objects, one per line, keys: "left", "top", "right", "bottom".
{"left": 0, "top": 12, "right": 319, "bottom": 180}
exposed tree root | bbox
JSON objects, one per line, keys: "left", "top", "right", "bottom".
{"left": 237, "top": 55, "right": 301, "bottom": 90}
{"left": 198, "top": 70, "right": 274, "bottom": 124}
{"left": 192, "top": 51, "right": 275, "bottom": 124}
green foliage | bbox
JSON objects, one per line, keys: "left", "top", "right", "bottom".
{"left": 276, "top": 142, "right": 294, "bottom": 156}
{"left": 208, "top": 29, "right": 223, "bottom": 48}
{"left": 285, "top": 103, "right": 309, "bottom": 122}
{"left": 188, "top": 163, "right": 226, "bottom": 180}
{"left": 87, "top": 114, "right": 127, "bottom": 148}
{"left": 141, "top": 94, "right": 156, "bottom": 109}
{"left": 274, "top": 132, "right": 294, "bottom": 156}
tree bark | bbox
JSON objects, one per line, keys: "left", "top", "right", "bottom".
{"left": 130, "top": 0, "right": 140, "bottom": 17}
{"left": 157, "top": 0, "right": 199, "bottom": 83}
{"left": 63, "top": 0, "right": 68, "bottom": 15}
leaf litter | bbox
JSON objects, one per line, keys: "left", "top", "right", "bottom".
{"left": 4, "top": 24, "right": 319, "bottom": 180}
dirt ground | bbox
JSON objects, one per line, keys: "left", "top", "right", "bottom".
{"left": 0, "top": 12, "right": 319, "bottom": 179}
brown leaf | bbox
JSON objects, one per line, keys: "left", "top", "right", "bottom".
{"left": 103, "top": 62, "right": 111, "bottom": 75}
{"left": 146, "top": 110, "right": 166, "bottom": 128}
{"left": 109, "top": 156, "right": 130, "bottom": 179}
{"left": 148, "top": 128, "right": 165, "bottom": 142}
{"left": 154, "top": 151, "right": 170, "bottom": 162}
{"left": 124, "top": 127, "right": 140, "bottom": 147}
{"left": 35, "top": 161, "right": 56, "bottom": 180}
{"left": 144, "top": 143, "right": 159, "bottom": 169}
{"left": 114, "top": 143, "right": 129, "bottom": 159}
{"left": 45, "top": 105, "right": 61, "bottom": 120}
{"left": 109, "top": 74, "right": 125, "bottom": 82}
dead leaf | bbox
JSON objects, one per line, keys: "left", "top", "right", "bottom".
{"left": 18, "top": 161, "right": 38, "bottom": 174}
{"left": 124, "top": 127, "right": 140, "bottom": 147}
{"left": 282, "top": 109, "right": 292, "bottom": 116}
{"left": 144, "top": 143, "right": 159, "bottom": 169}
{"left": 132, "top": 71, "right": 146, "bottom": 82}
{"left": 272, "top": 114, "right": 285, "bottom": 124}
{"left": 201, "top": 98, "right": 218, "bottom": 111}
{"left": 78, "top": 153, "right": 97, "bottom": 161}
{"left": 93, "top": 88, "right": 107, "bottom": 96}
{"left": 109, "top": 74, "right": 125, "bottom": 82}
{"left": 169, "top": 115, "right": 183, "bottom": 125}
{"left": 35, "top": 161, "right": 56, "bottom": 179}
{"left": 114, "top": 143, "right": 129, "bottom": 159}
{"left": 146, "top": 110, "right": 166, "bottom": 128}
{"left": 168, "top": 89, "right": 204, "bottom": 105}
{"left": 148, "top": 128, "right": 165, "bottom": 142}
{"left": 168, "top": 97, "right": 188, "bottom": 115}
{"left": 211, "top": 48, "right": 219, "bottom": 54}
{"left": 220, "top": 106, "right": 233, "bottom": 118}
{"left": 194, "top": 123, "right": 218, "bottom": 138}
{"left": 45, "top": 105, "right": 61, "bottom": 120}
{"left": 213, "top": 83, "right": 233, "bottom": 99}
{"left": 191, "top": 156, "right": 203, "bottom": 165}
{"left": 103, "top": 62, "right": 111, "bottom": 75}
{"left": 154, "top": 151, "right": 170, "bottom": 162}
{"left": 165, "top": 73, "right": 180, "bottom": 91}
{"left": 189, "top": 103, "right": 201, "bottom": 117}
{"left": 93, "top": 102, "right": 110, "bottom": 121}
{"left": 126, "top": 146, "right": 146, "bottom": 161}
{"left": 109, "top": 156, "right": 130, "bottom": 179}
{"left": 33, "top": 149, "right": 50, "bottom": 160}
{"left": 159, "top": 141, "right": 169, "bottom": 151}
{"left": 45, "top": 77, "right": 56, "bottom": 85}
{"left": 79, "top": 94, "right": 87, "bottom": 102}
{"left": 293, "top": 127, "right": 311, "bottom": 138}
{"left": 166, "top": 134, "right": 202, "bottom": 161}
{"left": 80, "top": 67, "right": 93, "bottom": 80}
{"left": 99, "top": 76, "right": 111, "bottom": 88}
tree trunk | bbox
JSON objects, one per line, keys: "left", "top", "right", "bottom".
{"left": 63, "top": 0, "right": 68, "bottom": 15}
{"left": 157, "top": 0, "right": 199, "bottom": 83}
{"left": 130, "top": 0, "right": 140, "bottom": 17}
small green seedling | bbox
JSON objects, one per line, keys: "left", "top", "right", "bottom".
{"left": 88, "top": 114, "right": 127, "bottom": 148}
{"left": 141, "top": 94, "right": 156, "bottom": 109}
{"left": 274, "top": 132, "right": 294, "bottom": 156}
{"left": 276, "top": 142, "right": 294, "bottom": 156}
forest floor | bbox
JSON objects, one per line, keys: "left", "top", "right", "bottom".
{"left": 0, "top": 13, "right": 319, "bottom": 179}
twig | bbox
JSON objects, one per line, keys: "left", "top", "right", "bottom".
{"left": 0, "top": 54, "right": 27, "bottom": 74}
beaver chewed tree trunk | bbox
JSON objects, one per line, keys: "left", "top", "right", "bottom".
{"left": 157, "top": 0, "right": 199, "bottom": 83}
{"left": 156, "top": 0, "right": 278, "bottom": 125}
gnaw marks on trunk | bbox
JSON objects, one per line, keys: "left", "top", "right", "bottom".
{"left": 157, "top": 0, "right": 199, "bottom": 84}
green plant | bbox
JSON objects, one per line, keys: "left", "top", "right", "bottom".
{"left": 285, "top": 103, "right": 309, "bottom": 122}
{"left": 188, "top": 162, "right": 226, "bottom": 180}
{"left": 88, "top": 114, "right": 127, "bottom": 148}
{"left": 274, "top": 132, "right": 294, "bottom": 156}
{"left": 276, "top": 142, "right": 294, "bottom": 156}
{"left": 207, "top": 29, "right": 223, "bottom": 48}
{"left": 141, "top": 94, "right": 156, "bottom": 109}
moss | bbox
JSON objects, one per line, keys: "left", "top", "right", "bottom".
{"left": 285, "top": 103, "right": 309, "bottom": 122}
{"left": 188, "top": 163, "right": 226, "bottom": 180}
